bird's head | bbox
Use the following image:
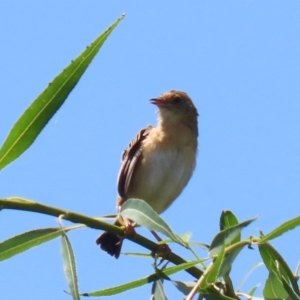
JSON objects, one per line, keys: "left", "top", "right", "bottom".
{"left": 150, "top": 90, "right": 198, "bottom": 135}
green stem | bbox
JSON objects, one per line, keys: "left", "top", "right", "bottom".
{"left": 0, "top": 197, "right": 203, "bottom": 279}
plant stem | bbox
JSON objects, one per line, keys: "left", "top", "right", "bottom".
{"left": 0, "top": 197, "right": 203, "bottom": 279}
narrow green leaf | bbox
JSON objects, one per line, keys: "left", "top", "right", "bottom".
{"left": 0, "top": 227, "right": 67, "bottom": 261}
{"left": 263, "top": 270, "right": 288, "bottom": 299}
{"left": 160, "top": 259, "right": 204, "bottom": 277}
{"left": 220, "top": 210, "right": 239, "bottom": 230}
{"left": 172, "top": 281, "right": 196, "bottom": 295}
{"left": 259, "top": 215, "right": 300, "bottom": 243}
{"left": 218, "top": 212, "right": 244, "bottom": 277}
{"left": 181, "top": 231, "right": 192, "bottom": 243}
{"left": 122, "top": 252, "right": 152, "bottom": 258}
{"left": 209, "top": 217, "right": 257, "bottom": 257}
{"left": 189, "top": 241, "right": 210, "bottom": 250}
{"left": 152, "top": 265, "right": 198, "bottom": 297}
{"left": 61, "top": 232, "right": 80, "bottom": 300}
{"left": 247, "top": 284, "right": 260, "bottom": 297}
{"left": 237, "top": 262, "right": 264, "bottom": 292}
{"left": 120, "top": 198, "right": 185, "bottom": 246}
{"left": 220, "top": 210, "right": 240, "bottom": 244}
{"left": 218, "top": 243, "right": 245, "bottom": 277}
{"left": 0, "top": 14, "right": 124, "bottom": 171}
{"left": 201, "top": 245, "right": 225, "bottom": 289}
{"left": 81, "top": 259, "right": 201, "bottom": 296}
{"left": 151, "top": 264, "right": 169, "bottom": 281}
{"left": 223, "top": 274, "right": 238, "bottom": 300}
{"left": 151, "top": 279, "right": 167, "bottom": 300}
{"left": 259, "top": 243, "right": 299, "bottom": 298}
{"left": 201, "top": 289, "right": 237, "bottom": 300}
{"left": 281, "top": 275, "right": 300, "bottom": 300}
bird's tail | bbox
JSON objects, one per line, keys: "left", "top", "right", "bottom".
{"left": 96, "top": 221, "right": 123, "bottom": 259}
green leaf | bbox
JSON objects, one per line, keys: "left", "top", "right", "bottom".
{"left": 120, "top": 198, "right": 185, "bottom": 246}
{"left": 181, "top": 231, "right": 192, "bottom": 243}
{"left": 247, "top": 284, "right": 260, "bottom": 297}
{"left": 151, "top": 279, "right": 167, "bottom": 300}
{"left": 209, "top": 217, "right": 257, "bottom": 257}
{"left": 189, "top": 241, "right": 210, "bottom": 250}
{"left": 219, "top": 210, "right": 240, "bottom": 244}
{"left": 0, "top": 14, "right": 124, "bottom": 171}
{"left": 172, "top": 281, "right": 196, "bottom": 295}
{"left": 237, "top": 262, "right": 264, "bottom": 292}
{"left": 200, "top": 245, "right": 225, "bottom": 290}
{"left": 153, "top": 263, "right": 170, "bottom": 281}
{"left": 0, "top": 227, "right": 67, "bottom": 261}
{"left": 81, "top": 259, "right": 201, "bottom": 296}
{"left": 160, "top": 259, "right": 203, "bottom": 277}
{"left": 259, "top": 243, "right": 300, "bottom": 299}
{"left": 220, "top": 210, "right": 239, "bottom": 230}
{"left": 218, "top": 243, "right": 245, "bottom": 277}
{"left": 122, "top": 252, "right": 152, "bottom": 258}
{"left": 201, "top": 289, "right": 237, "bottom": 300}
{"left": 61, "top": 232, "right": 80, "bottom": 300}
{"left": 259, "top": 215, "right": 300, "bottom": 243}
{"left": 218, "top": 211, "right": 244, "bottom": 277}
{"left": 281, "top": 275, "right": 300, "bottom": 300}
{"left": 263, "top": 270, "right": 288, "bottom": 299}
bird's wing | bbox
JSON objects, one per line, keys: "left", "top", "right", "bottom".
{"left": 117, "top": 125, "right": 153, "bottom": 199}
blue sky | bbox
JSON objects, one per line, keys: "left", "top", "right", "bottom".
{"left": 1, "top": 1, "right": 300, "bottom": 299}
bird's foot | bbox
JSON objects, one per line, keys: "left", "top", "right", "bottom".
{"left": 151, "top": 243, "right": 172, "bottom": 265}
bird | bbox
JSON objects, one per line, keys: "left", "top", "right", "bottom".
{"left": 96, "top": 90, "right": 198, "bottom": 258}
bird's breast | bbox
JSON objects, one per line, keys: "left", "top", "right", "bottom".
{"left": 126, "top": 128, "right": 197, "bottom": 214}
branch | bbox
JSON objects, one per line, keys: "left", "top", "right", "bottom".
{"left": 0, "top": 197, "right": 203, "bottom": 279}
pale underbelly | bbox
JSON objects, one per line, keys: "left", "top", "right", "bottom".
{"left": 126, "top": 149, "right": 195, "bottom": 214}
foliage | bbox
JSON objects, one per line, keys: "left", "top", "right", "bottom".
{"left": 0, "top": 15, "right": 300, "bottom": 300}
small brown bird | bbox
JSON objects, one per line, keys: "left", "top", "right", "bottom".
{"left": 96, "top": 90, "right": 198, "bottom": 258}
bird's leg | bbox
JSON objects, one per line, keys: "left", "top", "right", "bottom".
{"left": 116, "top": 203, "right": 136, "bottom": 239}
{"left": 150, "top": 230, "right": 172, "bottom": 264}
{"left": 118, "top": 215, "right": 136, "bottom": 238}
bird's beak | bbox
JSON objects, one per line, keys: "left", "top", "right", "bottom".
{"left": 150, "top": 98, "right": 164, "bottom": 106}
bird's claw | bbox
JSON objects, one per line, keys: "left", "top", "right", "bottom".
{"left": 151, "top": 243, "right": 172, "bottom": 266}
